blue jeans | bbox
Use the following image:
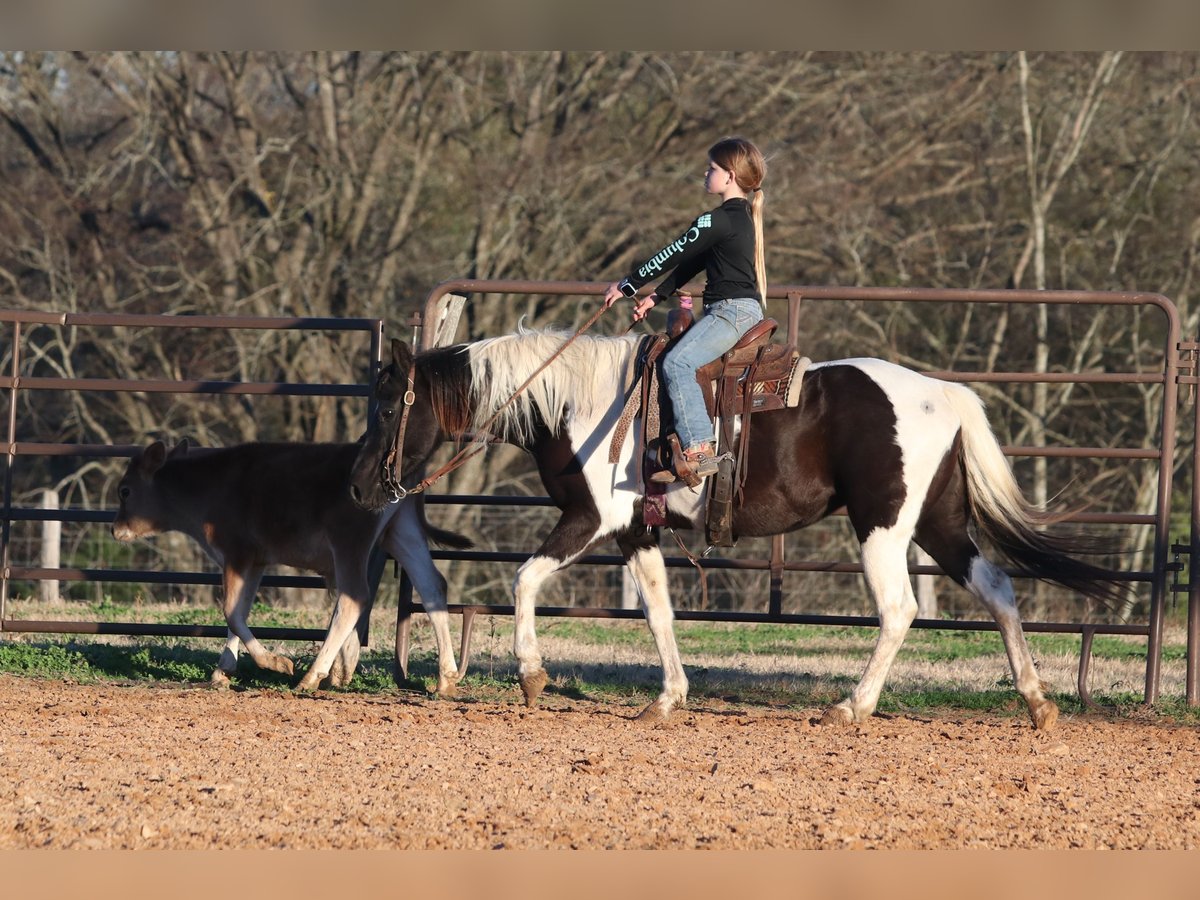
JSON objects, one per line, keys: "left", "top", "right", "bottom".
{"left": 660, "top": 298, "right": 763, "bottom": 451}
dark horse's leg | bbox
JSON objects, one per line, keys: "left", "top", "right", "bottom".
{"left": 216, "top": 563, "right": 295, "bottom": 685}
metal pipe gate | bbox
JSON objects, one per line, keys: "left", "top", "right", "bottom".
{"left": 410, "top": 280, "right": 1188, "bottom": 705}
{"left": 1, "top": 309, "right": 384, "bottom": 639}
{"left": 2, "top": 284, "right": 1196, "bottom": 706}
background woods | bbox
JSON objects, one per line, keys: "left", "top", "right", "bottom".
{"left": 3, "top": 51, "right": 1199, "bottom": 619}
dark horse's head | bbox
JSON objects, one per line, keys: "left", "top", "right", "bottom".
{"left": 349, "top": 338, "right": 447, "bottom": 511}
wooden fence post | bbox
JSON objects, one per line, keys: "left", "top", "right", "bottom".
{"left": 915, "top": 547, "right": 937, "bottom": 619}
{"left": 39, "top": 489, "right": 60, "bottom": 604}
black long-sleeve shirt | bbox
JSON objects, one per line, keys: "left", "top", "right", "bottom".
{"left": 618, "top": 197, "right": 761, "bottom": 306}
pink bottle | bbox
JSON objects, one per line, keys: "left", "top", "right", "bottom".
{"left": 667, "top": 292, "right": 694, "bottom": 338}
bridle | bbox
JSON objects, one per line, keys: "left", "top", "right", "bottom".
{"left": 379, "top": 356, "right": 504, "bottom": 503}
{"left": 380, "top": 363, "right": 420, "bottom": 502}
{"left": 377, "top": 303, "right": 610, "bottom": 503}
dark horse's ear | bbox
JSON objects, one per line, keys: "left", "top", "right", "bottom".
{"left": 140, "top": 440, "right": 168, "bottom": 475}
{"left": 390, "top": 338, "right": 412, "bottom": 370}
{"left": 169, "top": 437, "right": 190, "bottom": 458}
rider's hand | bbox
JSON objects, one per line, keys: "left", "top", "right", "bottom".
{"left": 603, "top": 282, "right": 624, "bottom": 309}
{"left": 632, "top": 294, "right": 657, "bottom": 322}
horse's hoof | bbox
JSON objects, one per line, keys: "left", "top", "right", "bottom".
{"left": 1030, "top": 699, "right": 1059, "bottom": 731}
{"left": 519, "top": 669, "right": 549, "bottom": 707}
{"left": 818, "top": 704, "right": 855, "bottom": 727}
{"left": 296, "top": 671, "right": 325, "bottom": 692}
{"left": 267, "top": 654, "right": 295, "bottom": 677}
{"left": 328, "top": 656, "right": 354, "bottom": 688}
{"left": 210, "top": 670, "right": 233, "bottom": 689}
{"left": 635, "top": 699, "right": 672, "bottom": 723}
{"left": 329, "top": 661, "right": 346, "bottom": 686}
{"left": 330, "top": 653, "right": 359, "bottom": 688}
{"left": 434, "top": 680, "right": 458, "bottom": 699}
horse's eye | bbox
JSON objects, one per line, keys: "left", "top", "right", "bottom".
{"left": 381, "top": 407, "right": 395, "bottom": 419}
{"left": 118, "top": 485, "right": 131, "bottom": 501}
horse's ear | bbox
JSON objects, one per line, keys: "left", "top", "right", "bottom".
{"left": 140, "top": 440, "right": 168, "bottom": 475}
{"left": 169, "top": 438, "right": 190, "bottom": 458}
{"left": 390, "top": 338, "right": 412, "bottom": 369}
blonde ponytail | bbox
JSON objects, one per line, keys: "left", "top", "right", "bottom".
{"left": 751, "top": 189, "right": 766, "bottom": 311}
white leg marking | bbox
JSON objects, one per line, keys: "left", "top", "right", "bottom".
{"left": 215, "top": 631, "right": 241, "bottom": 680}
{"left": 384, "top": 504, "right": 460, "bottom": 695}
{"left": 512, "top": 554, "right": 560, "bottom": 680}
{"left": 967, "top": 556, "right": 1054, "bottom": 726}
{"left": 219, "top": 566, "right": 290, "bottom": 675}
{"left": 625, "top": 544, "right": 688, "bottom": 718}
{"left": 835, "top": 528, "right": 918, "bottom": 724}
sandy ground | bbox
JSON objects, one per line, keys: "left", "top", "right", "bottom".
{"left": 2, "top": 673, "right": 1198, "bottom": 850}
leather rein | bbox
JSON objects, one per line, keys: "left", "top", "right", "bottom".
{"left": 380, "top": 303, "right": 610, "bottom": 502}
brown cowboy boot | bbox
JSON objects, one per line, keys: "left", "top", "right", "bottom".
{"left": 649, "top": 438, "right": 720, "bottom": 486}
{"left": 682, "top": 442, "right": 721, "bottom": 478}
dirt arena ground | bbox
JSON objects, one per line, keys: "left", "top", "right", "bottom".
{"left": 2, "top": 673, "right": 1198, "bottom": 850}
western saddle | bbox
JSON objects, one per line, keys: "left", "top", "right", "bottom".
{"left": 609, "top": 309, "right": 810, "bottom": 546}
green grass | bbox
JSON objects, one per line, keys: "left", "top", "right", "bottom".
{"left": 2, "top": 607, "right": 1196, "bottom": 725}
{"left": 536, "top": 618, "right": 1171, "bottom": 663}
{"left": 0, "top": 640, "right": 212, "bottom": 683}
{"left": 74, "top": 599, "right": 321, "bottom": 630}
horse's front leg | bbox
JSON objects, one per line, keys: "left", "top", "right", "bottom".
{"left": 511, "top": 554, "right": 559, "bottom": 706}
{"left": 510, "top": 507, "right": 599, "bottom": 707}
{"left": 616, "top": 531, "right": 688, "bottom": 722}
{"left": 297, "top": 565, "right": 370, "bottom": 692}
{"left": 384, "top": 510, "right": 461, "bottom": 698}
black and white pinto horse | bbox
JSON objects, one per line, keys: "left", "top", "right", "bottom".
{"left": 349, "top": 329, "right": 1125, "bottom": 730}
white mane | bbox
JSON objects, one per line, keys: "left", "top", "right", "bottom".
{"left": 466, "top": 325, "right": 641, "bottom": 444}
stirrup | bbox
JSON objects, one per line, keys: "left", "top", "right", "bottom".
{"left": 649, "top": 467, "right": 677, "bottom": 484}
{"left": 650, "top": 437, "right": 721, "bottom": 488}
{"left": 647, "top": 442, "right": 676, "bottom": 483}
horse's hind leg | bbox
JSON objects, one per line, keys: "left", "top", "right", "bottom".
{"left": 822, "top": 527, "right": 917, "bottom": 726}
{"left": 966, "top": 555, "right": 1057, "bottom": 730}
{"left": 616, "top": 530, "right": 688, "bottom": 722}
{"left": 219, "top": 564, "right": 295, "bottom": 682}
{"left": 916, "top": 511, "right": 1058, "bottom": 730}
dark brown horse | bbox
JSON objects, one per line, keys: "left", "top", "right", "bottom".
{"left": 350, "top": 329, "right": 1125, "bottom": 730}
{"left": 114, "top": 439, "right": 469, "bottom": 694}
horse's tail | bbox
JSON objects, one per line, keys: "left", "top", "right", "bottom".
{"left": 941, "top": 382, "right": 1128, "bottom": 607}
{"left": 414, "top": 494, "right": 473, "bottom": 550}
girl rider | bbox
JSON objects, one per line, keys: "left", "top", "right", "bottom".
{"left": 603, "top": 136, "right": 768, "bottom": 482}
